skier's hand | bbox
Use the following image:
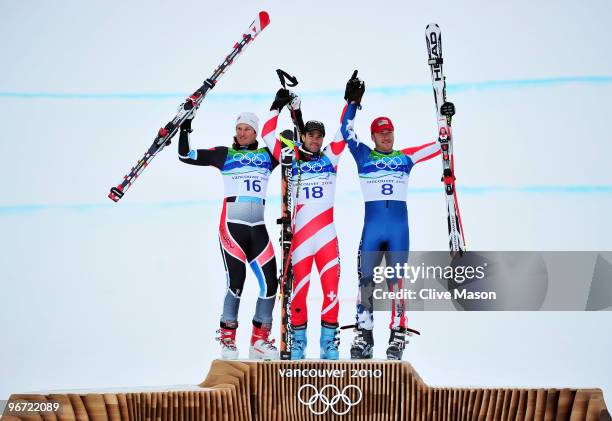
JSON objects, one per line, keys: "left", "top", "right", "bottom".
{"left": 440, "top": 102, "right": 455, "bottom": 117}
{"left": 344, "top": 70, "right": 365, "bottom": 105}
{"left": 179, "top": 98, "right": 198, "bottom": 120}
{"left": 287, "top": 93, "right": 301, "bottom": 111}
{"left": 270, "top": 88, "right": 293, "bottom": 111}
{"left": 179, "top": 99, "right": 197, "bottom": 131}
{"left": 180, "top": 117, "right": 192, "bottom": 131}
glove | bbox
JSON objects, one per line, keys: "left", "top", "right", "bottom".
{"left": 270, "top": 88, "right": 293, "bottom": 111}
{"left": 440, "top": 102, "right": 455, "bottom": 117}
{"left": 180, "top": 117, "right": 192, "bottom": 131}
{"left": 344, "top": 70, "right": 365, "bottom": 104}
{"left": 179, "top": 99, "right": 197, "bottom": 131}
{"left": 287, "top": 94, "right": 301, "bottom": 111}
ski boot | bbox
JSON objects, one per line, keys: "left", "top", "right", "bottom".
{"left": 249, "top": 324, "right": 279, "bottom": 360}
{"left": 320, "top": 325, "right": 340, "bottom": 360}
{"left": 386, "top": 327, "right": 409, "bottom": 360}
{"left": 350, "top": 327, "right": 374, "bottom": 359}
{"left": 216, "top": 322, "right": 239, "bottom": 359}
{"left": 291, "top": 326, "right": 307, "bottom": 360}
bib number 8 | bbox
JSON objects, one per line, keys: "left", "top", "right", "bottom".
{"left": 381, "top": 184, "right": 393, "bottom": 195}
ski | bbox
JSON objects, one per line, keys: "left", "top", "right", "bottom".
{"left": 425, "top": 23, "right": 466, "bottom": 255}
{"left": 277, "top": 129, "right": 296, "bottom": 360}
{"left": 274, "top": 69, "right": 303, "bottom": 359}
{"left": 108, "top": 11, "right": 271, "bottom": 202}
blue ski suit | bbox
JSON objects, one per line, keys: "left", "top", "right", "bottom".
{"left": 340, "top": 103, "right": 440, "bottom": 330}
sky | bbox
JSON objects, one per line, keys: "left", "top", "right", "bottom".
{"left": 1, "top": 0, "right": 611, "bottom": 404}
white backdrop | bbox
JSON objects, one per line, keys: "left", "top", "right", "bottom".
{"left": 1, "top": 0, "right": 611, "bottom": 401}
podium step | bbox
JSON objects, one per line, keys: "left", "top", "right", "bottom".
{"left": 4, "top": 360, "right": 610, "bottom": 420}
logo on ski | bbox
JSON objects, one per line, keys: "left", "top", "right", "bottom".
{"left": 428, "top": 32, "right": 443, "bottom": 81}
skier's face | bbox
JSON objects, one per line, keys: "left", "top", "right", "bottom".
{"left": 235, "top": 124, "right": 258, "bottom": 145}
{"left": 372, "top": 130, "right": 394, "bottom": 152}
{"left": 301, "top": 131, "right": 324, "bottom": 153}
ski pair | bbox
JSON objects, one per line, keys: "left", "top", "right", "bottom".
{"left": 277, "top": 129, "right": 295, "bottom": 360}
{"left": 108, "top": 11, "right": 270, "bottom": 202}
{"left": 275, "top": 69, "right": 305, "bottom": 360}
{"left": 426, "top": 23, "right": 467, "bottom": 255}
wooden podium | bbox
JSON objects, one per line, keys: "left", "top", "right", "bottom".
{"left": 3, "top": 360, "right": 610, "bottom": 420}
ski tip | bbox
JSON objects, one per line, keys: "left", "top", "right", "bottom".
{"left": 425, "top": 23, "right": 440, "bottom": 31}
{"left": 259, "top": 11, "right": 270, "bottom": 29}
{"left": 108, "top": 186, "right": 124, "bottom": 202}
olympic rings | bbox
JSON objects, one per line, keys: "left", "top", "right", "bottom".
{"left": 300, "top": 161, "right": 324, "bottom": 173}
{"left": 374, "top": 156, "right": 402, "bottom": 170}
{"left": 235, "top": 152, "right": 266, "bottom": 166}
{"left": 297, "top": 383, "right": 362, "bottom": 415}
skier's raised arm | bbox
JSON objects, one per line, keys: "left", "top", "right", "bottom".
{"left": 261, "top": 88, "right": 296, "bottom": 161}
{"left": 340, "top": 71, "right": 370, "bottom": 163}
{"left": 178, "top": 114, "right": 227, "bottom": 170}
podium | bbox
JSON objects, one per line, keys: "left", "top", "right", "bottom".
{"left": 4, "top": 360, "right": 610, "bottom": 420}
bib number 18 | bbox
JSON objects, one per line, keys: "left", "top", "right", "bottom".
{"left": 303, "top": 186, "right": 324, "bottom": 199}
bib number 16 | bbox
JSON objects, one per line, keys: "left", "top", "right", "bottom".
{"left": 244, "top": 179, "right": 262, "bottom": 192}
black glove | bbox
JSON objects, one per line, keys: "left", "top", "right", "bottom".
{"left": 180, "top": 117, "right": 192, "bottom": 131}
{"left": 270, "top": 88, "right": 293, "bottom": 111}
{"left": 179, "top": 97, "right": 197, "bottom": 131}
{"left": 344, "top": 70, "right": 365, "bottom": 104}
{"left": 440, "top": 102, "right": 455, "bottom": 117}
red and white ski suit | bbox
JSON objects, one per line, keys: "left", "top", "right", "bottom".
{"left": 261, "top": 108, "right": 347, "bottom": 327}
